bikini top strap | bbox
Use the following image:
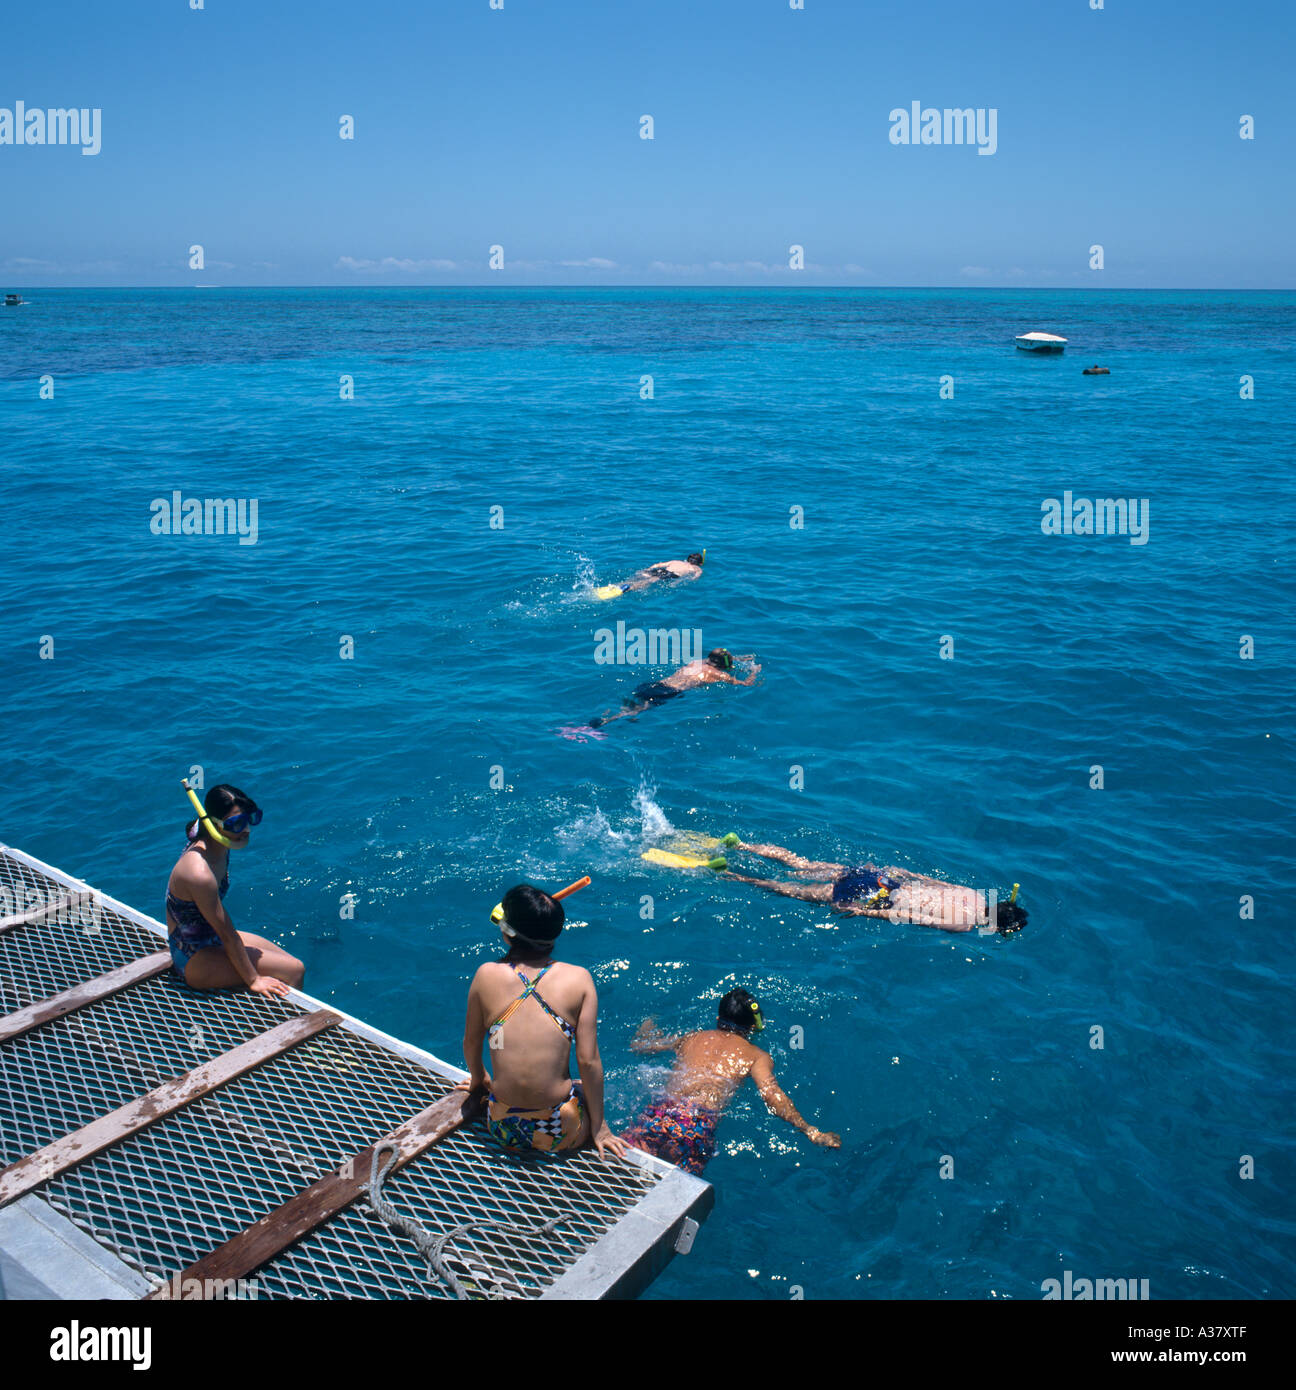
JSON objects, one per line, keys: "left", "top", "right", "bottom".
{"left": 492, "top": 962, "right": 573, "bottom": 1039}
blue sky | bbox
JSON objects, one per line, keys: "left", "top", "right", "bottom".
{"left": 3, "top": 0, "right": 1292, "bottom": 286}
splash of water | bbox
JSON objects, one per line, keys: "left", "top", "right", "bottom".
{"left": 552, "top": 780, "right": 676, "bottom": 868}
{"left": 571, "top": 552, "right": 597, "bottom": 594}
{"left": 632, "top": 782, "right": 674, "bottom": 842}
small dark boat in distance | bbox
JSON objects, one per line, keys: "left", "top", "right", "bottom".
{"left": 1082, "top": 365, "right": 1110, "bottom": 375}
{"left": 4, "top": 294, "right": 23, "bottom": 307}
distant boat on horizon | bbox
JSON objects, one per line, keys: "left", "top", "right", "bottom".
{"left": 1015, "top": 331, "right": 1067, "bottom": 353}
{"left": 4, "top": 293, "right": 23, "bottom": 307}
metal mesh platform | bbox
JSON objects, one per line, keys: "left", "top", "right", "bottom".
{"left": 0, "top": 845, "right": 712, "bottom": 1300}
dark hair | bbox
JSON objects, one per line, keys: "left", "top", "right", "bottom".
{"left": 717, "top": 988, "right": 760, "bottom": 1034}
{"left": 186, "top": 783, "right": 258, "bottom": 840}
{"left": 707, "top": 647, "right": 734, "bottom": 671}
{"left": 995, "top": 900, "right": 1028, "bottom": 935}
{"left": 686, "top": 552, "right": 704, "bottom": 566}
{"left": 500, "top": 884, "right": 565, "bottom": 945}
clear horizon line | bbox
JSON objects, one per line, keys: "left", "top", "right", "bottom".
{"left": 6, "top": 282, "right": 1294, "bottom": 293}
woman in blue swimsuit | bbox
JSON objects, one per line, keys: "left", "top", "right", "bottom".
{"left": 164, "top": 783, "right": 304, "bottom": 994}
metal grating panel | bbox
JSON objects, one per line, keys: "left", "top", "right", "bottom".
{"left": 0, "top": 846, "right": 703, "bottom": 1300}
{"left": 0, "top": 851, "right": 164, "bottom": 1008}
{"left": 256, "top": 1129, "right": 658, "bottom": 1300}
{"left": 30, "top": 1028, "right": 656, "bottom": 1299}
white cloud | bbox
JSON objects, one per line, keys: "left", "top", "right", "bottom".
{"left": 706, "top": 260, "right": 787, "bottom": 274}
{"left": 558, "top": 257, "right": 617, "bottom": 269}
{"left": 335, "top": 255, "right": 459, "bottom": 273}
{"left": 3, "top": 256, "right": 125, "bottom": 274}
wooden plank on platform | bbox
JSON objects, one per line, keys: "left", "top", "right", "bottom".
{"left": 147, "top": 1089, "right": 481, "bottom": 1298}
{"left": 0, "top": 1009, "right": 341, "bottom": 1208}
{"left": 0, "top": 951, "right": 172, "bottom": 1045}
{"left": 0, "top": 893, "right": 88, "bottom": 935}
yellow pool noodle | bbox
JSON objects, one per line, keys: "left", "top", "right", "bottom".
{"left": 642, "top": 848, "right": 727, "bottom": 871}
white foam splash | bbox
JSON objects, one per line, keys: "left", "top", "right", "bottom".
{"left": 563, "top": 552, "right": 598, "bottom": 601}
{"left": 633, "top": 782, "right": 674, "bottom": 841}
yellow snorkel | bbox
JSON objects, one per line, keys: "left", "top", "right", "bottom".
{"left": 1010, "top": 883, "right": 1020, "bottom": 904}
{"left": 182, "top": 779, "right": 233, "bottom": 849}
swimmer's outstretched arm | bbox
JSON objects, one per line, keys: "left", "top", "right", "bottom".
{"left": 751, "top": 1054, "right": 841, "bottom": 1148}
{"left": 720, "top": 660, "right": 761, "bottom": 687}
{"left": 630, "top": 1017, "right": 680, "bottom": 1053}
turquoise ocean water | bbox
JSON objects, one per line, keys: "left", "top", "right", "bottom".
{"left": 1, "top": 288, "right": 1292, "bottom": 1300}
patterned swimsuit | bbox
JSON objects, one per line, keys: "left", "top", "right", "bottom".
{"left": 484, "top": 964, "right": 586, "bottom": 1155}
{"left": 623, "top": 1096, "right": 721, "bottom": 1176}
{"left": 164, "top": 842, "right": 228, "bottom": 974}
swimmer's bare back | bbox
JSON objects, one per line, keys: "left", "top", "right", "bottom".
{"left": 663, "top": 658, "right": 760, "bottom": 692}
{"left": 631, "top": 1021, "right": 840, "bottom": 1147}
{"left": 622, "top": 558, "right": 703, "bottom": 591}
{"left": 658, "top": 1030, "right": 761, "bottom": 1110}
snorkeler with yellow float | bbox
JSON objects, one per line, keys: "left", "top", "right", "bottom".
{"left": 593, "top": 550, "right": 706, "bottom": 601}
{"left": 164, "top": 780, "right": 305, "bottom": 994}
{"left": 642, "top": 832, "right": 1026, "bottom": 934}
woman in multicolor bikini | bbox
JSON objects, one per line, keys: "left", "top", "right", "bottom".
{"left": 164, "top": 783, "right": 304, "bottom": 994}
{"left": 459, "top": 884, "right": 625, "bottom": 1160}
{"left": 623, "top": 989, "right": 840, "bottom": 1176}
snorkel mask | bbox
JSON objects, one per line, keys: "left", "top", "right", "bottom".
{"left": 712, "top": 649, "right": 735, "bottom": 672}
{"left": 181, "top": 779, "right": 261, "bottom": 849}
{"left": 716, "top": 996, "right": 765, "bottom": 1034}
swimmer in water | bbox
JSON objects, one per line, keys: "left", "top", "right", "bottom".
{"left": 164, "top": 783, "right": 305, "bottom": 994}
{"left": 622, "top": 989, "right": 840, "bottom": 1176}
{"left": 610, "top": 552, "right": 705, "bottom": 594}
{"left": 458, "top": 884, "right": 626, "bottom": 1160}
{"left": 587, "top": 648, "right": 759, "bottom": 728}
{"left": 720, "top": 838, "right": 1027, "bottom": 934}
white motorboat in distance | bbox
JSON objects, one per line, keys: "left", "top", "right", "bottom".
{"left": 1015, "top": 331, "right": 1067, "bottom": 353}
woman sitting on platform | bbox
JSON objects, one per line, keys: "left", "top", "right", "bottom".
{"left": 164, "top": 783, "right": 303, "bottom": 995}
{"left": 459, "top": 884, "right": 625, "bottom": 1160}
